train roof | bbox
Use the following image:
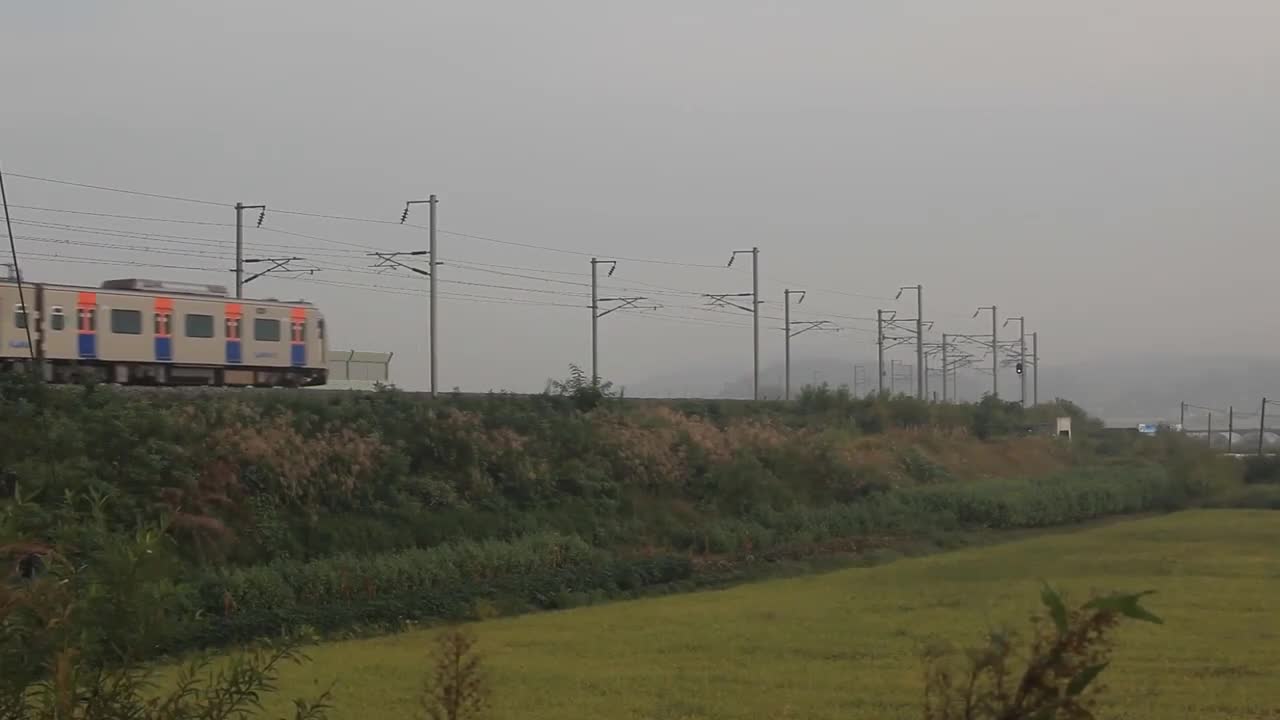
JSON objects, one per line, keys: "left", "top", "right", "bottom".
{"left": 0, "top": 278, "right": 316, "bottom": 307}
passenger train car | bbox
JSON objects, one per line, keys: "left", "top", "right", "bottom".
{"left": 0, "top": 278, "right": 327, "bottom": 386}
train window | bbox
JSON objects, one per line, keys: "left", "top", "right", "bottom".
{"left": 317, "top": 318, "right": 325, "bottom": 340}
{"left": 254, "top": 318, "right": 281, "bottom": 342}
{"left": 291, "top": 321, "right": 305, "bottom": 343}
{"left": 50, "top": 307, "right": 66, "bottom": 331}
{"left": 185, "top": 313, "right": 215, "bottom": 338}
{"left": 14, "top": 305, "right": 27, "bottom": 329}
{"left": 225, "top": 317, "right": 240, "bottom": 340}
{"left": 154, "top": 313, "right": 171, "bottom": 336}
{"left": 79, "top": 308, "right": 96, "bottom": 332}
{"left": 110, "top": 309, "right": 142, "bottom": 335}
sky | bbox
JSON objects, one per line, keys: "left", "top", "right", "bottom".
{"left": 3, "top": 1, "right": 1278, "bottom": 396}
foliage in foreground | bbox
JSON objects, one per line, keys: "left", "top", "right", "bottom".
{"left": 0, "top": 533, "right": 332, "bottom": 720}
{"left": 923, "top": 585, "right": 1162, "bottom": 720}
{"left": 420, "top": 630, "right": 488, "bottom": 720}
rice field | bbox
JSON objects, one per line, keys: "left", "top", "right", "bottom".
{"left": 242, "top": 511, "right": 1280, "bottom": 719}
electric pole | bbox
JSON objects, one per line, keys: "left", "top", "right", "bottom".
{"left": 784, "top": 289, "right": 802, "bottom": 401}
{"left": 591, "top": 258, "right": 614, "bottom": 385}
{"left": 716, "top": 247, "right": 760, "bottom": 400}
{"left": 781, "top": 290, "right": 832, "bottom": 401}
{"left": 402, "top": 197, "right": 439, "bottom": 397}
{"left": 974, "top": 305, "right": 998, "bottom": 398}
{"left": 1228, "top": 406, "right": 1234, "bottom": 453}
{"left": 1032, "top": 332, "right": 1039, "bottom": 406}
{"left": 1259, "top": 399, "right": 1267, "bottom": 455}
{"left": 234, "top": 202, "right": 266, "bottom": 298}
{"left": 941, "top": 333, "right": 949, "bottom": 403}
{"left": 897, "top": 285, "right": 924, "bottom": 400}
{"left": 591, "top": 258, "right": 651, "bottom": 385}
{"left": 1180, "top": 402, "right": 1186, "bottom": 432}
{"left": 1004, "top": 316, "right": 1026, "bottom": 406}
{"left": 877, "top": 309, "right": 886, "bottom": 395}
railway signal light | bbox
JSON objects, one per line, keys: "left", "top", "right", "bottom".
{"left": 1016, "top": 362, "right": 1024, "bottom": 375}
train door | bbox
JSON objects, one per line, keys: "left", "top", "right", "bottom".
{"left": 289, "top": 307, "right": 306, "bottom": 367}
{"left": 224, "top": 303, "right": 242, "bottom": 364}
{"left": 77, "top": 292, "right": 97, "bottom": 360}
{"left": 154, "top": 297, "right": 173, "bottom": 362}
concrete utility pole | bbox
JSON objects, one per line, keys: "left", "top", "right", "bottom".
{"left": 897, "top": 285, "right": 924, "bottom": 400}
{"left": 591, "top": 258, "right": 650, "bottom": 386}
{"left": 429, "top": 195, "right": 438, "bottom": 398}
{"left": 722, "top": 248, "right": 760, "bottom": 399}
{"left": 591, "top": 258, "right": 614, "bottom": 385}
{"left": 1032, "top": 332, "right": 1039, "bottom": 406}
{"left": 784, "top": 289, "right": 802, "bottom": 401}
{"left": 877, "top": 309, "right": 887, "bottom": 395}
{"left": 974, "top": 305, "right": 998, "bottom": 398}
{"left": 400, "top": 196, "right": 439, "bottom": 395}
{"left": 782, "top": 290, "right": 832, "bottom": 401}
{"left": 923, "top": 352, "right": 929, "bottom": 399}
{"left": 234, "top": 202, "right": 266, "bottom": 298}
{"left": 1180, "top": 402, "right": 1186, "bottom": 433}
{"left": 1004, "top": 316, "right": 1026, "bottom": 406}
{"left": 704, "top": 247, "right": 760, "bottom": 400}
{"left": 1259, "top": 399, "right": 1267, "bottom": 455}
{"left": 941, "top": 333, "right": 949, "bottom": 403}
{"left": 1228, "top": 406, "right": 1234, "bottom": 452}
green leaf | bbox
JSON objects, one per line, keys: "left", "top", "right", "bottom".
{"left": 1086, "top": 591, "right": 1163, "bottom": 625}
{"left": 1041, "top": 582, "right": 1069, "bottom": 635}
{"left": 1066, "top": 661, "right": 1109, "bottom": 696}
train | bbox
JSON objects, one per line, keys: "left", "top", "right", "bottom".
{"left": 0, "top": 277, "right": 328, "bottom": 386}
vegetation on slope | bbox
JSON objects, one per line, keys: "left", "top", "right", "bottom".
{"left": 0, "top": 371, "right": 1243, "bottom": 654}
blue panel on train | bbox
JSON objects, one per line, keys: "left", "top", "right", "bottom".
{"left": 78, "top": 333, "right": 96, "bottom": 359}
{"left": 226, "top": 340, "right": 242, "bottom": 365}
{"left": 291, "top": 343, "right": 305, "bottom": 367}
{"left": 155, "top": 336, "right": 173, "bottom": 362}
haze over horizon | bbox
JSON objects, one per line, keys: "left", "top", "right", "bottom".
{"left": 4, "top": 1, "right": 1277, "bottom": 399}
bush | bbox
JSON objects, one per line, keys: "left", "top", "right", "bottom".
{"left": 180, "top": 532, "right": 693, "bottom": 650}
{"left": 1242, "top": 455, "right": 1280, "bottom": 484}
{"left": 923, "top": 584, "right": 1162, "bottom": 720}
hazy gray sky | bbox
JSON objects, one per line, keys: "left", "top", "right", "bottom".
{"left": 4, "top": 1, "right": 1278, "bottom": 394}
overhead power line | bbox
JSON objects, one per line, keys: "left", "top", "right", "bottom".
{"left": 6, "top": 172, "right": 226, "bottom": 207}
{"left": 5, "top": 204, "right": 231, "bottom": 227}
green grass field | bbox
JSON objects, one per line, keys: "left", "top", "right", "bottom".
{"left": 248, "top": 511, "right": 1279, "bottom": 719}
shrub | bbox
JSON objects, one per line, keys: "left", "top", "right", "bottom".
{"left": 1242, "top": 455, "right": 1280, "bottom": 484}
{"left": 922, "top": 584, "right": 1163, "bottom": 720}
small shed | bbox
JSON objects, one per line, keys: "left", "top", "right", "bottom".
{"left": 1055, "top": 416, "right": 1072, "bottom": 440}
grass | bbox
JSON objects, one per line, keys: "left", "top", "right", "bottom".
{"left": 240, "top": 511, "right": 1279, "bottom": 719}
